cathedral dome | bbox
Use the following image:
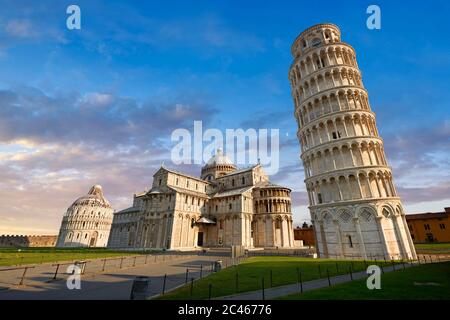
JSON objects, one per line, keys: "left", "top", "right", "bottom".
{"left": 205, "top": 149, "right": 234, "bottom": 167}
{"left": 201, "top": 149, "right": 236, "bottom": 181}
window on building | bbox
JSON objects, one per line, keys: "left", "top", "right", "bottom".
{"left": 311, "top": 38, "right": 322, "bottom": 47}
{"left": 348, "top": 235, "right": 353, "bottom": 248}
{"left": 439, "top": 223, "right": 446, "bottom": 230}
{"left": 176, "top": 178, "right": 179, "bottom": 185}
{"left": 316, "top": 59, "right": 321, "bottom": 69}
{"left": 332, "top": 132, "right": 337, "bottom": 139}
{"left": 275, "top": 220, "right": 281, "bottom": 229}
{"left": 215, "top": 205, "right": 218, "bottom": 212}
{"left": 232, "top": 179, "right": 235, "bottom": 187}
{"left": 424, "top": 224, "right": 431, "bottom": 230}
{"left": 186, "top": 180, "right": 189, "bottom": 188}
{"left": 195, "top": 183, "right": 198, "bottom": 190}
{"left": 159, "top": 179, "right": 162, "bottom": 186}
{"left": 229, "top": 203, "right": 232, "bottom": 210}
{"left": 191, "top": 197, "right": 194, "bottom": 205}
{"left": 242, "top": 177, "right": 245, "bottom": 185}
{"left": 318, "top": 193, "right": 323, "bottom": 204}
{"left": 185, "top": 196, "right": 188, "bottom": 204}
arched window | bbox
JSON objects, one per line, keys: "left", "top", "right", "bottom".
{"left": 275, "top": 219, "right": 281, "bottom": 229}
{"left": 311, "top": 38, "right": 322, "bottom": 47}
{"left": 242, "top": 177, "right": 245, "bottom": 185}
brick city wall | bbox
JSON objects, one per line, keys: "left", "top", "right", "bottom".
{"left": 0, "top": 235, "right": 57, "bottom": 247}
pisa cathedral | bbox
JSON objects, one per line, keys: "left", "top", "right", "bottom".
{"left": 107, "top": 150, "right": 295, "bottom": 250}
{"left": 289, "top": 24, "right": 417, "bottom": 260}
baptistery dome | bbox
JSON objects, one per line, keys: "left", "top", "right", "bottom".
{"left": 56, "top": 185, "right": 114, "bottom": 248}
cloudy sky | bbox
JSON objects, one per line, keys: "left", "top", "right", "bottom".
{"left": 0, "top": 0, "right": 449, "bottom": 235}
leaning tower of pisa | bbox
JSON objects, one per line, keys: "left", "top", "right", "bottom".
{"left": 289, "top": 24, "right": 417, "bottom": 260}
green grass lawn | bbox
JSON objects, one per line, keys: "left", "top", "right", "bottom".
{"left": 415, "top": 243, "right": 450, "bottom": 254}
{"left": 279, "top": 261, "right": 450, "bottom": 300}
{"left": 157, "top": 256, "right": 398, "bottom": 300}
{"left": 0, "top": 248, "right": 147, "bottom": 266}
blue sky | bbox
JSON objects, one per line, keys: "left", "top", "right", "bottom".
{"left": 0, "top": 0, "right": 449, "bottom": 234}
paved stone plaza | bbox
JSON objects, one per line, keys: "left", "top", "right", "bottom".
{"left": 0, "top": 249, "right": 231, "bottom": 300}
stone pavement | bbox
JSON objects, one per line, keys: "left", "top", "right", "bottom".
{"left": 0, "top": 250, "right": 232, "bottom": 300}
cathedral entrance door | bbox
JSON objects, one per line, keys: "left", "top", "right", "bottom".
{"left": 197, "top": 232, "right": 204, "bottom": 246}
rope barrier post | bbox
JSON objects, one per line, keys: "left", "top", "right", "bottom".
{"left": 19, "top": 267, "right": 29, "bottom": 286}
{"left": 297, "top": 268, "right": 303, "bottom": 293}
{"left": 349, "top": 266, "right": 353, "bottom": 280}
{"left": 53, "top": 264, "right": 60, "bottom": 280}
{"left": 120, "top": 257, "right": 124, "bottom": 269}
{"left": 270, "top": 269, "right": 273, "bottom": 287}
{"left": 102, "top": 259, "right": 107, "bottom": 272}
{"left": 162, "top": 274, "right": 167, "bottom": 295}
{"left": 200, "top": 265, "right": 203, "bottom": 279}
{"left": 261, "top": 277, "right": 265, "bottom": 300}
{"left": 185, "top": 269, "right": 189, "bottom": 284}
{"left": 327, "top": 269, "right": 331, "bottom": 286}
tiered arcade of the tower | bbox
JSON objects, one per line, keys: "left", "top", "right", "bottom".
{"left": 289, "top": 24, "right": 416, "bottom": 260}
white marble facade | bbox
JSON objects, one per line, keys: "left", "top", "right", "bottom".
{"left": 108, "top": 150, "right": 295, "bottom": 250}
{"left": 56, "top": 185, "right": 114, "bottom": 248}
{"left": 289, "top": 24, "right": 417, "bottom": 260}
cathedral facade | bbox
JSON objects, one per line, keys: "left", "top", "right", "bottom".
{"left": 289, "top": 24, "right": 417, "bottom": 260}
{"left": 107, "top": 150, "right": 295, "bottom": 250}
